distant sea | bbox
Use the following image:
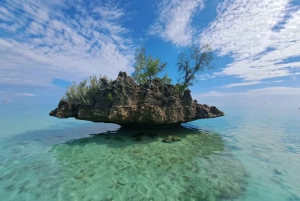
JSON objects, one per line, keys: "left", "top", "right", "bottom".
{"left": 0, "top": 102, "right": 299, "bottom": 201}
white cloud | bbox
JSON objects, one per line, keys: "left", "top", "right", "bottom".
{"left": 0, "top": 6, "right": 14, "bottom": 20}
{"left": 220, "top": 79, "right": 286, "bottom": 88}
{"left": 221, "top": 81, "right": 265, "bottom": 88}
{"left": 149, "top": 0, "right": 205, "bottom": 46}
{"left": 0, "top": 0, "right": 135, "bottom": 87}
{"left": 196, "top": 91, "right": 224, "bottom": 97}
{"left": 149, "top": 0, "right": 300, "bottom": 83}
{"left": 198, "top": 73, "right": 216, "bottom": 80}
{"left": 245, "top": 87, "right": 300, "bottom": 96}
{"left": 93, "top": 4, "right": 125, "bottom": 21}
{"left": 18, "top": 93, "right": 36, "bottom": 97}
{"left": 0, "top": 90, "right": 37, "bottom": 101}
{"left": 200, "top": 0, "right": 300, "bottom": 81}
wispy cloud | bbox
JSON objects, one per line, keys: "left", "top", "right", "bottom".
{"left": 196, "top": 91, "right": 224, "bottom": 97}
{"left": 149, "top": 0, "right": 300, "bottom": 84}
{"left": 0, "top": 90, "right": 36, "bottom": 100}
{"left": 0, "top": 0, "right": 135, "bottom": 87}
{"left": 200, "top": 0, "right": 300, "bottom": 81}
{"left": 18, "top": 93, "right": 35, "bottom": 97}
{"left": 221, "top": 80, "right": 286, "bottom": 88}
{"left": 198, "top": 73, "right": 216, "bottom": 80}
{"left": 245, "top": 87, "right": 300, "bottom": 96}
{"left": 149, "top": 0, "right": 205, "bottom": 47}
{"left": 221, "top": 81, "right": 265, "bottom": 88}
{"left": 273, "top": 80, "right": 284, "bottom": 83}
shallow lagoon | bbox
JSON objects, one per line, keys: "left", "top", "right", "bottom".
{"left": 0, "top": 103, "right": 299, "bottom": 201}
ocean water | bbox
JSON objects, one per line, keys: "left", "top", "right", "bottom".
{"left": 0, "top": 102, "right": 299, "bottom": 201}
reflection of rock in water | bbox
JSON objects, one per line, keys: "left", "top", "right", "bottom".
{"left": 50, "top": 125, "right": 248, "bottom": 201}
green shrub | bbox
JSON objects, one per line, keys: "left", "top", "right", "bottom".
{"left": 174, "top": 83, "right": 188, "bottom": 97}
{"left": 107, "top": 92, "right": 114, "bottom": 101}
{"left": 63, "top": 75, "right": 108, "bottom": 105}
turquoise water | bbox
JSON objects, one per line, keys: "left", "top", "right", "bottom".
{"left": 0, "top": 103, "right": 299, "bottom": 201}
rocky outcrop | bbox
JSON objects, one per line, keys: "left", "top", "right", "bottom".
{"left": 50, "top": 72, "right": 224, "bottom": 126}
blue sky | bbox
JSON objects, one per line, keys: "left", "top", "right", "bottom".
{"left": 0, "top": 0, "right": 300, "bottom": 107}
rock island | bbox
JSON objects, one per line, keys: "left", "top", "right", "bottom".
{"left": 50, "top": 72, "right": 224, "bottom": 126}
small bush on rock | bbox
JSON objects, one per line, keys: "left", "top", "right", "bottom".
{"left": 62, "top": 75, "right": 108, "bottom": 105}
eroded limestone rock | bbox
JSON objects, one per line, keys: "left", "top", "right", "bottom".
{"left": 50, "top": 72, "right": 224, "bottom": 126}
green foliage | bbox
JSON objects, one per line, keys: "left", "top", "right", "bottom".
{"left": 133, "top": 46, "right": 171, "bottom": 85}
{"left": 132, "top": 47, "right": 147, "bottom": 84}
{"left": 174, "top": 83, "right": 188, "bottom": 97}
{"left": 63, "top": 75, "right": 108, "bottom": 105}
{"left": 161, "top": 73, "right": 172, "bottom": 84}
{"left": 107, "top": 92, "right": 114, "bottom": 101}
{"left": 177, "top": 44, "right": 214, "bottom": 89}
{"left": 63, "top": 44, "right": 215, "bottom": 104}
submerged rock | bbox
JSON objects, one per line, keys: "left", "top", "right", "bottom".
{"left": 51, "top": 125, "right": 247, "bottom": 201}
{"left": 162, "top": 135, "right": 182, "bottom": 143}
{"left": 74, "top": 173, "right": 84, "bottom": 179}
{"left": 50, "top": 72, "right": 224, "bottom": 126}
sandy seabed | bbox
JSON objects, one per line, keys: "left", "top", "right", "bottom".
{"left": 1, "top": 125, "right": 248, "bottom": 201}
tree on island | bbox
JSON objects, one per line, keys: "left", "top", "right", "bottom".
{"left": 132, "top": 44, "right": 215, "bottom": 95}
{"left": 175, "top": 44, "right": 215, "bottom": 95}
{"left": 62, "top": 44, "right": 214, "bottom": 105}
{"left": 51, "top": 43, "right": 224, "bottom": 125}
{"left": 132, "top": 46, "right": 171, "bottom": 86}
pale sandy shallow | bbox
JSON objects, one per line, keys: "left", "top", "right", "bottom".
{"left": 0, "top": 125, "right": 248, "bottom": 201}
